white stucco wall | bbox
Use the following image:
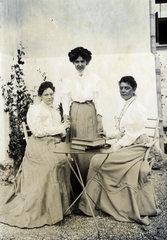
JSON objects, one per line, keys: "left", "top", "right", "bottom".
{"left": 1, "top": 0, "right": 151, "bottom": 57}
{"left": 0, "top": 0, "right": 161, "bottom": 161}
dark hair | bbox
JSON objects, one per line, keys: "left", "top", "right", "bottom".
{"left": 38, "top": 81, "right": 55, "bottom": 97}
{"left": 118, "top": 76, "right": 137, "bottom": 90}
{"left": 68, "top": 47, "right": 92, "bottom": 63}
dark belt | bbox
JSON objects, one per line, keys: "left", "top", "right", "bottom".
{"left": 73, "top": 100, "right": 93, "bottom": 104}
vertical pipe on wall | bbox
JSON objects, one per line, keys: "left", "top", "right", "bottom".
{"left": 150, "top": 0, "right": 164, "bottom": 154}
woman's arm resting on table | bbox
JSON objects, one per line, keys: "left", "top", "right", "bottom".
{"left": 27, "top": 105, "right": 70, "bottom": 137}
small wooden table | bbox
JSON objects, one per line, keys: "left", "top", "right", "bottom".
{"left": 54, "top": 142, "right": 113, "bottom": 235}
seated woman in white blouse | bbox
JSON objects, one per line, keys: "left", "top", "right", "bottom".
{"left": 75, "top": 76, "right": 161, "bottom": 226}
{"left": 0, "top": 81, "right": 71, "bottom": 229}
{"left": 106, "top": 76, "right": 148, "bottom": 151}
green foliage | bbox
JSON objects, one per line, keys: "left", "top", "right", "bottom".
{"left": 1, "top": 44, "right": 33, "bottom": 172}
{"left": 57, "top": 102, "right": 63, "bottom": 121}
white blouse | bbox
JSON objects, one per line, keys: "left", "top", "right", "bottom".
{"left": 62, "top": 69, "right": 103, "bottom": 116}
{"left": 108, "top": 96, "right": 147, "bottom": 147}
{"left": 27, "top": 101, "right": 66, "bottom": 137}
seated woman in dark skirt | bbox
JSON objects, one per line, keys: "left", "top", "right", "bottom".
{"left": 0, "top": 81, "right": 71, "bottom": 228}
{"left": 75, "top": 76, "right": 161, "bottom": 226}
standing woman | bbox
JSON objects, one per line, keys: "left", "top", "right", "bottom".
{"left": 62, "top": 47, "right": 104, "bottom": 190}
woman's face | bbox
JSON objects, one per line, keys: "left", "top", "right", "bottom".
{"left": 41, "top": 88, "right": 54, "bottom": 105}
{"left": 73, "top": 56, "right": 87, "bottom": 73}
{"left": 119, "top": 82, "right": 135, "bottom": 100}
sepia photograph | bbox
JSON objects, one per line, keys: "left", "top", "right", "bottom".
{"left": 0, "top": 0, "right": 167, "bottom": 239}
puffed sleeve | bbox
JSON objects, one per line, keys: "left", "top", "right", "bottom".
{"left": 61, "top": 77, "right": 72, "bottom": 116}
{"left": 117, "top": 101, "right": 147, "bottom": 147}
{"left": 27, "top": 105, "right": 66, "bottom": 137}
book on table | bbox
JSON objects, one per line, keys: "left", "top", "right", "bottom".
{"left": 71, "top": 143, "right": 105, "bottom": 151}
{"left": 71, "top": 137, "right": 106, "bottom": 147}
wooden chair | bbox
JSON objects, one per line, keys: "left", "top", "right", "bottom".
{"left": 144, "top": 117, "right": 164, "bottom": 168}
{"left": 22, "top": 122, "right": 32, "bottom": 143}
{"left": 145, "top": 117, "right": 160, "bottom": 142}
{"left": 114, "top": 116, "right": 160, "bottom": 142}
{"left": 113, "top": 116, "right": 161, "bottom": 158}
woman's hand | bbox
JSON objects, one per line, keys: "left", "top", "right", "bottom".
{"left": 106, "top": 130, "right": 124, "bottom": 140}
{"left": 112, "top": 142, "right": 122, "bottom": 152}
{"left": 63, "top": 115, "right": 70, "bottom": 122}
{"left": 98, "top": 131, "right": 106, "bottom": 138}
{"left": 63, "top": 120, "right": 71, "bottom": 130}
{"left": 97, "top": 114, "right": 104, "bottom": 134}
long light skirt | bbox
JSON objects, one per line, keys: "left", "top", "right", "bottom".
{"left": 79, "top": 144, "right": 160, "bottom": 225}
{"left": 0, "top": 136, "right": 71, "bottom": 228}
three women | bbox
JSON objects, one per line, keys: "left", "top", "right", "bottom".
{"left": 0, "top": 48, "right": 161, "bottom": 228}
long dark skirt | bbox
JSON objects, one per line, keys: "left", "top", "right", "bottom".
{"left": 68, "top": 101, "right": 99, "bottom": 194}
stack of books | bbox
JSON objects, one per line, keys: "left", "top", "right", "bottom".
{"left": 71, "top": 137, "right": 106, "bottom": 151}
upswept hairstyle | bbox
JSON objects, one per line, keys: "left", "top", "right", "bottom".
{"left": 118, "top": 76, "right": 137, "bottom": 90}
{"left": 38, "top": 81, "right": 55, "bottom": 97}
{"left": 68, "top": 47, "right": 92, "bottom": 63}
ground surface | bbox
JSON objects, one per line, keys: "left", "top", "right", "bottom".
{"left": 0, "top": 156, "right": 166, "bottom": 240}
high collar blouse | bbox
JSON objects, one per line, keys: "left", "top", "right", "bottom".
{"left": 27, "top": 101, "right": 66, "bottom": 137}
{"left": 62, "top": 69, "right": 103, "bottom": 116}
{"left": 117, "top": 96, "right": 147, "bottom": 147}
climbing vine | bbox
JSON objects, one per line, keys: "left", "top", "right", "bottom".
{"left": 1, "top": 44, "right": 33, "bottom": 172}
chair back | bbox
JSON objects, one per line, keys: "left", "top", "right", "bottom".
{"left": 114, "top": 116, "right": 160, "bottom": 141}
{"left": 145, "top": 118, "right": 159, "bottom": 141}
{"left": 143, "top": 117, "right": 164, "bottom": 166}
{"left": 22, "top": 122, "right": 31, "bottom": 143}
